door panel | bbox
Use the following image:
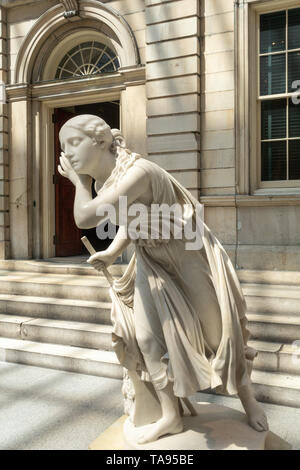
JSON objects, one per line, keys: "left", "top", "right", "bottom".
{"left": 54, "top": 108, "right": 82, "bottom": 257}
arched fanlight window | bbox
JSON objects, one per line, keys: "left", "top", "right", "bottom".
{"left": 55, "top": 41, "right": 120, "bottom": 79}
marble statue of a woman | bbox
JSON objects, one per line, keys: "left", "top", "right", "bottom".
{"left": 58, "top": 114, "right": 268, "bottom": 445}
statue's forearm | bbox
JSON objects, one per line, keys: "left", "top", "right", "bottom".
{"left": 73, "top": 181, "right": 95, "bottom": 228}
{"left": 106, "top": 225, "right": 131, "bottom": 256}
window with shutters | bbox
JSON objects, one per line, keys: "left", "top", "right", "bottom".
{"left": 258, "top": 7, "right": 300, "bottom": 186}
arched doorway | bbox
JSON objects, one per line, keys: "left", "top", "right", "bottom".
{"left": 8, "top": 1, "right": 146, "bottom": 260}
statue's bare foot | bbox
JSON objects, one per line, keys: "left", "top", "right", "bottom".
{"left": 137, "top": 415, "right": 183, "bottom": 444}
{"left": 244, "top": 397, "right": 269, "bottom": 432}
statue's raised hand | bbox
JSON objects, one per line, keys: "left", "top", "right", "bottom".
{"left": 58, "top": 152, "right": 91, "bottom": 187}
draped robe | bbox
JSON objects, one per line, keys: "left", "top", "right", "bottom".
{"left": 108, "top": 157, "right": 256, "bottom": 398}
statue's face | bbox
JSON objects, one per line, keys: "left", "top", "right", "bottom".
{"left": 59, "top": 127, "right": 99, "bottom": 175}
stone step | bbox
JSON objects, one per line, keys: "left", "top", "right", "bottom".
{"left": 0, "top": 314, "right": 113, "bottom": 350}
{"left": 242, "top": 283, "right": 300, "bottom": 315}
{"left": 0, "top": 336, "right": 298, "bottom": 408}
{"left": 238, "top": 269, "right": 300, "bottom": 286}
{"left": 249, "top": 340, "right": 300, "bottom": 376}
{"left": 247, "top": 312, "right": 300, "bottom": 342}
{"left": 0, "top": 293, "right": 112, "bottom": 324}
{"left": 245, "top": 295, "right": 300, "bottom": 315}
{"left": 0, "top": 337, "right": 122, "bottom": 379}
{"left": 252, "top": 370, "right": 300, "bottom": 408}
{"left": 0, "top": 259, "right": 127, "bottom": 277}
{"left": 0, "top": 270, "right": 112, "bottom": 302}
{"left": 242, "top": 283, "right": 300, "bottom": 299}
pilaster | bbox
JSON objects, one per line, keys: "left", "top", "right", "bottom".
{"left": 145, "top": 0, "right": 201, "bottom": 200}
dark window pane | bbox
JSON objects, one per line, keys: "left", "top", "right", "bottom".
{"left": 261, "top": 141, "right": 287, "bottom": 180}
{"left": 61, "top": 59, "right": 77, "bottom": 73}
{"left": 288, "top": 51, "right": 300, "bottom": 91}
{"left": 81, "top": 46, "right": 92, "bottom": 65}
{"left": 68, "top": 46, "right": 80, "bottom": 57}
{"left": 260, "top": 11, "right": 286, "bottom": 53}
{"left": 101, "top": 62, "right": 115, "bottom": 73}
{"left": 260, "top": 54, "right": 286, "bottom": 95}
{"left": 58, "top": 56, "right": 66, "bottom": 69}
{"left": 80, "top": 41, "right": 93, "bottom": 49}
{"left": 59, "top": 70, "right": 74, "bottom": 79}
{"left": 261, "top": 99, "right": 286, "bottom": 139}
{"left": 288, "top": 8, "right": 300, "bottom": 50}
{"left": 69, "top": 51, "right": 81, "bottom": 66}
{"left": 97, "top": 53, "right": 111, "bottom": 70}
{"left": 289, "top": 101, "right": 300, "bottom": 137}
{"left": 289, "top": 139, "right": 300, "bottom": 179}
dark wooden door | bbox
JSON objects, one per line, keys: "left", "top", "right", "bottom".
{"left": 54, "top": 108, "right": 83, "bottom": 257}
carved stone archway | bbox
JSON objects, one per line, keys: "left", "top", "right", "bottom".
{"left": 14, "top": 0, "right": 140, "bottom": 84}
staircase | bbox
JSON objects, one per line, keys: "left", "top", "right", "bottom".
{"left": 240, "top": 270, "right": 300, "bottom": 408}
{"left": 0, "top": 260, "right": 299, "bottom": 408}
{"left": 0, "top": 259, "right": 125, "bottom": 380}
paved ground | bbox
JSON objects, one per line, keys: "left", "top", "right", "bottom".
{"left": 0, "top": 362, "right": 123, "bottom": 450}
{"left": 0, "top": 362, "right": 299, "bottom": 450}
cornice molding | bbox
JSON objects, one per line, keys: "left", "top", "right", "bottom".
{"left": 4, "top": 84, "right": 30, "bottom": 102}
{"left": 6, "top": 66, "right": 146, "bottom": 102}
{"left": 200, "top": 195, "right": 300, "bottom": 207}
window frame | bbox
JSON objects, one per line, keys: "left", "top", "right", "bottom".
{"left": 256, "top": 4, "right": 300, "bottom": 188}
{"left": 236, "top": 0, "right": 300, "bottom": 195}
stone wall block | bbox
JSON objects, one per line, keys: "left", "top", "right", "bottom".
{"left": 204, "top": 206, "right": 237, "bottom": 244}
{"left": 147, "top": 17, "right": 199, "bottom": 44}
{"left": 0, "top": 53, "right": 7, "bottom": 70}
{"left": 0, "top": 132, "right": 8, "bottom": 149}
{"left": 148, "top": 94, "right": 200, "bottom": 116}
{"left": 202, "top": 0, "right": 234, "bottom": 17}
{"left": 147, "top": 55, "right": 200, "bottom": 80}
{"left": 169, "top": 170, "right": 199, "bottom": 188}
{"left": 149, "top": 152, "right": 199, "bottom": 171}
{"left": 148, "top": 133, "right": 200, "bottom": 153}
{"left": 146, "top": 37, "right": 200, "bottom": 62}
{"left": 200, "top": 149, "right": 235, "bottom": 170}
{"left": 146, "top": 0, "right": 178, "bottom": 6}
{"left": 0, "top": 116, "right": 8, "bottom": 132}
{"left": 0, "top": 211, "right": 9, "bottom": 226}
{"left": 0, "top": 164, "right": 9, "bottom": 180}
{"left": 0, "top": 240, "right": 10, "bottom": 259}
{"left": 0, "top": 180, "right": 9, "bottom": 196}
{"left": 146, "top": 0, "right": 199, "bottom": 25}
{"left": 147, "top": 113, "right": 200, "bottom": 135}
{"left": 0, "top": 195, "right": 8, "bottom": 211}
{"left": 147, "top": 75, "right": 200, "bottom": 98}
{"left": 200, "top": 168, "right": 235, "bottom": 188}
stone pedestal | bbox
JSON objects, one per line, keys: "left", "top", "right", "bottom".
{"left": 89, "top": 402, "right": 292, "bottom": 450}
{"left": 123, "top": 402, "right": 268, "bottom": 451}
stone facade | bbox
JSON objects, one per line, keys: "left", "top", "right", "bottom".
{"left": 0, "top": 5, "right": 9, "bottom": 259}
{"left": 145, "top": 0, "right": 200, "bottom": 200}
{"left": 0, "top": 0, "right": 299, "bottom": 270}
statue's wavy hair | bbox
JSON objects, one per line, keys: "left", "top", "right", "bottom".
{"left": 59, "top": 114, "right": 141, "bottom": 192}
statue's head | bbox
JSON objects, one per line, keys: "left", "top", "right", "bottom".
{"left": 59, "top": 114, "right": 124, "bottom": 175}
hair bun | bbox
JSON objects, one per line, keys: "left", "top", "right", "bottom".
{"left": 111, "top": 129, "right": 126, "bottom": 148}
